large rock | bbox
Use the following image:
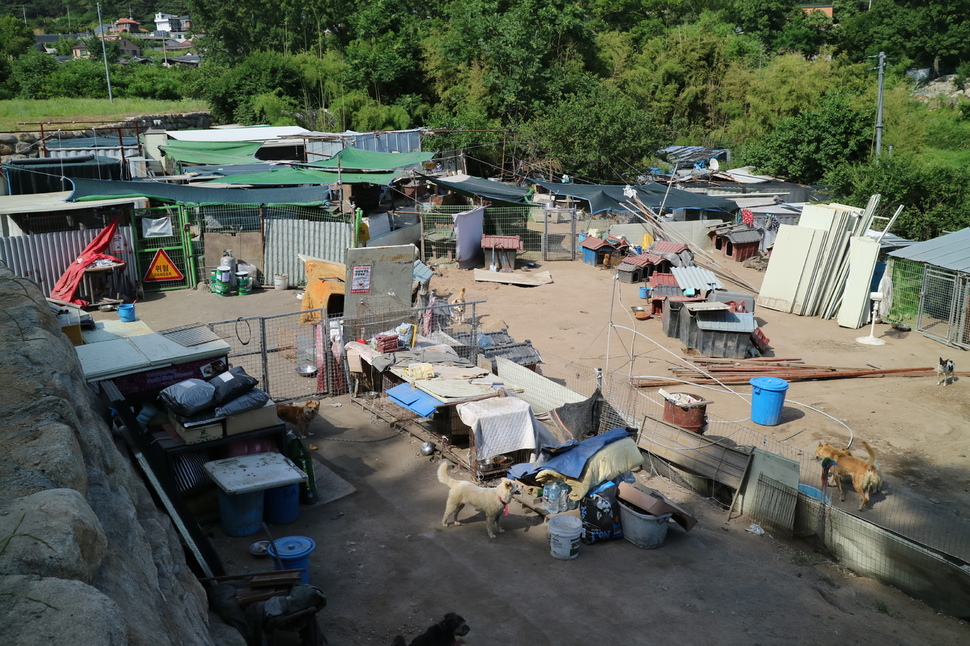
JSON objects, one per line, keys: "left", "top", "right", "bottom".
{"left": 0, "top": 269, "right": 222, "bottom": 645}
{"left": 0, "top": 489, "right": 106, "bottom": 583}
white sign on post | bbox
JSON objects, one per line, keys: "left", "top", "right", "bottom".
{"left": 350, "top": 264, "right": 373, "bottom": 293}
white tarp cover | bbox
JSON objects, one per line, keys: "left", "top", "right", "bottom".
{"left": 453, "top": 206, "right": 485, "bottom": 270}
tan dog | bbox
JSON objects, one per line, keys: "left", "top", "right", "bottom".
{"left": 449, "top": 287, "right": 466, "bottom": 325}
{"left": 277, "top": 399, "right": 321, "bottom": 437}
{"left": 815, "top": 440, "right": 883, "bottom": 510}
{"left": 438, "top": 462, "right": 516, "bottom": 538}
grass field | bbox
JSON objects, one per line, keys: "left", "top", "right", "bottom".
{"left": 0, "top": 99, "right": 209, "bottom": 131}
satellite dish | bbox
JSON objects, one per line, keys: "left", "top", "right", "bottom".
{"left": 709, "top": 158, "right": 720, "bottom": 171}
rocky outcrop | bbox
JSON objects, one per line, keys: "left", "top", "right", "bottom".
{"left": 0, "top": 268, "right": 238, "bottom": 645}
{"left": 0, "top": 112, "right": 212, "bottom": 163}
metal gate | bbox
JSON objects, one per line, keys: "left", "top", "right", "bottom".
{"left": 207, "top": 309, "right": 340, "bottom": 403}
{"left": 131, "top": 206, "right": 197, "bottom": 291}
{"left": 918, "top": 266, "right": 957, "bottom": 345}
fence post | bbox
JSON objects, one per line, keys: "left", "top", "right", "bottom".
{"left": 259, "top": 316, "right": 270, "bottom": 395}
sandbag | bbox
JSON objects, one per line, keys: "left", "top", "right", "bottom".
{"left": 209, "top": 366, "right": 258, "bottom": 405}
{"left": 215, "top": 388, "right": 270, "bottom": 417}
{"left": 159, "top": 379, "right": 218, "bottom": 418}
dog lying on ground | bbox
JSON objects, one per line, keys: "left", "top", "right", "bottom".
{"left": 815, "top": 440, "right": 883, "bottom": 510}
{"left": 391, "top": 612, "right": 470, "bottom": 646}
{"left": 936, "top": 357, "right": 955, "bottom": 386}
{"left": 438, "top": 462, "right": 517, "bottom": 539}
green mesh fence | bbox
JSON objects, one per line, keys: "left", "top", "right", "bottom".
{"left": 886, "top": 257, "right": 923, "bottom": 325}
{"left": 132, "top": 206, "right": 196, "bottom": 292}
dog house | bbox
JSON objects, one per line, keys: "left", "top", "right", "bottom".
{"left": 616, "top": 252, "right": 663, "bottom": 284}
{"left": 708, "top": 225, "right": 763, "bottom": 262}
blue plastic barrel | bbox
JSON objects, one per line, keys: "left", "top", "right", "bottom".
{"left": 218, "top": 490, "right": 264, "bottom": 537}
{"left": 749, "top": 377, "right": 789, "bottom": 426}
{"left": 264, "top": 483, "right": 300, "bottom": 525}
{"left": 639, "top": 285, "right": 649, "bottom": 299}
{"left": 268, "top": 536, "right": 316, "bottom": 584}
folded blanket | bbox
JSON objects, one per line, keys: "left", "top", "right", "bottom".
{"left": 535, "top": 437, "right": 644, "bottom": 500}
{"left": 508, "top": 427, "right": 633, "bottom": 483}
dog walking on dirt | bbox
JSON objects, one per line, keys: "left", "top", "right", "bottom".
{"left": 438, "top": 462, "right": 517, "bottom": 539}
{"left": 815, "top": 440, "right": 883, "bottom": 510}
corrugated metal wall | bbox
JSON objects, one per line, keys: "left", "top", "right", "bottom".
{"left": 304, "top": 129, "right": 424, "bottom": 161}
{"left": 47, "top": 146, "right": 141, "bottom": 163}
{"left": 263, "top": 219, "right": 352, "bottom": 287}
{"left": 0, "top": 225, "right": 137, "bottom": 295}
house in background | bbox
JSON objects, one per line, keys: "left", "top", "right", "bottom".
{"left": 154, "top": 13, "right": 193, "bottom": 42}
{"left": 111, "top": 18, "right": 142, "bottom": 34}
{"left": 71, "top": 43, "right": 90, "bottom": 59}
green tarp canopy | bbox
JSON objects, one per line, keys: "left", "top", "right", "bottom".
{"left": 309, "top": 147, "right": 434, "bottom": 171}
{"left": 68, "top": 177, "right": 327, "bottom": 206}
{"left": 533, "top": 180, "right": 738, "bottom": 215}
{"left": 204, "top": 167, "right": 398, "bottom": 186}
{"left": 423, "top": 174, "right": 531, "bottom": 206}
{"left": 159, "top": 141, "right": 263, "bottom": 165}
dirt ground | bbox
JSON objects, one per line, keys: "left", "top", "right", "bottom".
{"left": 99, "top": 257, "right": 970, "bottom": 645}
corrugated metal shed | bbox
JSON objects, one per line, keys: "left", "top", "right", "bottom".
{"left": 0, "top": 226, "right": 137, "bottom": 296}
{"left": 672, "top": 266, "right": 723, "bottom": 292}
{"left": 649, "top": 272, "right": 678, "bottom": 286}
{"left": 263, "top": 218, "right": 352, "bottom": 286}
{"left": 887, "top": 227, "right": 970, "bottom": 273}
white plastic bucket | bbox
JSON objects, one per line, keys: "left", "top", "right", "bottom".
{"left": 217, "top": 265, "right": 232, "bottom": 283}
{"left": 548, "top": 514, "right": 582, "bottom": 560}
{"left": 274, "top": 274, "right": 289, "bottom": 291}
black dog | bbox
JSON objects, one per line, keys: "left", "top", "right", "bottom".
{"left": 392, "top": 612, "right": 470, "bottom": 645}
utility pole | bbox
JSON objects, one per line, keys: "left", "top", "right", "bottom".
{"left": 96, "top": 3, "right": 114, "bottom": 103}
{"left": 872, "top": 51, "right": 886, "bottom": 157}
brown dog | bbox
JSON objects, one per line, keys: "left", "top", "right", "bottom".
{"left": 438, "top": 462, "right": 516, "bottom": 539}
{"left": 277, "top": 399, "right": 321, "bottom": 438}
{"left": 815, "top": 440, "right": 883, "bottom": 510}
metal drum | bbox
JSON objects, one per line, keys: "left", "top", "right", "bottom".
{"left": 212, "top": 266, "right": 231, "bottom": 296}
{"left": 236, "top": 271, "right": 252, "bottom": 295}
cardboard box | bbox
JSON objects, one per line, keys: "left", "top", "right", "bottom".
{"left": 617, "top": 481, "right": 698, "bottom": 532}
{"left": 172, "top": 417, "right": 225, "bottom": 445}
{"left": 225, "top": 399, "right": 279, "bottom": 436}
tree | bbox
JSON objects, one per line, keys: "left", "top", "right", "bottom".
{"left": 825, "top": 155, "right": 970, "bottom": 240}
{"left": 518, "top": 83, "right": 663, "bottom": 183}
{"left": 10, "top": 49, "right": 58, "bottom": 98}
{"left": 738, "top": 91, "right": 872, "bottom": 184}
{"left": 0, "top": 14, "right": 34, "bottom": 58}
{"left": 203, "top": 50, "right": 305, "bottom": 124}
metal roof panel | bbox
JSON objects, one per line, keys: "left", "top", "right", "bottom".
{"left": 694, "top": 311, "right": 756, "bottom": 333}
{"left": 672, "top": 266, "right": 724, "bottom": 291}
{"left": 887, "top": 227, "right": 970, "bottom": 273}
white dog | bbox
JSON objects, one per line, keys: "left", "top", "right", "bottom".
{"left": 438, "top": 462, "right": 516, "bottom": 539}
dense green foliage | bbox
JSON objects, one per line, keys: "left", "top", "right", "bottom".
{"left": 5, "top": 1, "right": 970, "bottom": 239}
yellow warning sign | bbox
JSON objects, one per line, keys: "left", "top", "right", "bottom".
{"left": 143, "top": 248, "right": 185, "bottom": 282}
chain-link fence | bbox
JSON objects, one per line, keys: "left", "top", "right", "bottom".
{"left": 420, "top": 205, "right": 580, "bottom": 263}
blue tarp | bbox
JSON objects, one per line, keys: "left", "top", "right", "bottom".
{"left": 386, "top": 383, "right": 442, "bottom": 418}
{"left": 508, "top": 427, "right": 633, "bottom": 482}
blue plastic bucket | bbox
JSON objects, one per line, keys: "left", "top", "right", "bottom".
{"left": 268, "top": 536, "right": 316, "bottom": 584}
{"left": 639, "top": 285, "right": 649, "bottom": 299}
{"left": 217, "top": 490, "right": 264, "bottom": 537}
{"left": 264, "top": 483, "right": 300, "bottom": 525}
{"left": 118, "top": 304, "right": 136, "bottom": 322}
{"left": 749, "top": 377, "right": 789, "bottom": 426}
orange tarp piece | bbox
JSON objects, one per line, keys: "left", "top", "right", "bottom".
{"left": 300, "top": 260, "right": 346, "bottom": 324}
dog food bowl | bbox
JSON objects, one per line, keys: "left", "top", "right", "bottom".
{"left": 249, "top": 540, "right": 271, "bottom": 557}
{"left": 295, "top": 365, "right": 318, "bottom": 377}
